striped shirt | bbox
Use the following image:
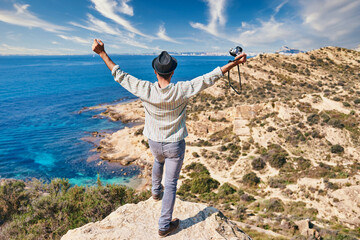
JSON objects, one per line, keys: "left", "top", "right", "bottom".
{"left": 111, "top": 65, "right": 224, "bottom": 142}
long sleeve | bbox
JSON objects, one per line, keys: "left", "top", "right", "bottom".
{"left": 177, "top": 66, "right": 224, "bottom": 99}
{"left": 112, "top": 65, "right": 152, "bottom": 100}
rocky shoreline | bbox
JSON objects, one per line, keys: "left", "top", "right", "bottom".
{"left": 82, "top": 99, "right": 153, "bottom": 191}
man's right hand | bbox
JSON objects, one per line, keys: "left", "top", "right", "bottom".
{"left": 92, "top": 39, "right": 105, "bottom": 55}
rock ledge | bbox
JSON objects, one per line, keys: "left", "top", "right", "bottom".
{"left": 61, "top": 197, "right": 252, "bottom": 240}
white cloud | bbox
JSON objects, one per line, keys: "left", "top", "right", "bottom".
{"left": 70, "top": 14, "right": 156, "bottom": 49}
{"left": 118, "top": 39, "right": 155, "bottom": 50}
{"left": 300, "top": 0, "right": 360, "bottom": 41}
{"left": 190, "top": 0, "right": 359, "bottom": 51}
{"left": 0, "top": 43, "right": 81, "bottom": 55}
{"left": 70, "top": 14, "right": 122, "bottom": 36}
{"left": 90, "top": 0, "right": 151, "bottom": 38}
{"left": 274, "top": 0, "right": 288, "bottom": 15}
{"left": 103, "top": 35, "right": 160, "bottom": 51}
{"left": 0, "top": 4, "right": 69, "bottom": 33}
{"left": 58, "top": 35, "right": 90, "bottom": 44}
{"left": 190, "top": 0, "right": 296, "bottom": 49}
{"left": 233, "top": 17, "right": 295, "bottom": 47}
{"left": 119, "top": 0, "right": 134, "bottom": 16}
{"left": 156, "top": 25, "right": 180, "bottom": 44}
{"left": 5, "top": 31, "right": 22, "bottom": 41}
{"left": 190, "top": 0, "right": 227, "bottom": 36}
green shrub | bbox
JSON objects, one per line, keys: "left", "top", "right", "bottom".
{"left": 331, "top": 144, "right": 344, "bottom": 153}
{"left": 268, "top": 177, "right": 287, "bottom": 189}
{"left": 192, "top": 152, "right": 200, "bottom": 158}
{"left": 0, "top": 180, "right": 29, "bottom": 223}
{"left": 184, "top": 162, "right": 210, "bottom": 177}
{"left": 354, "top": 98, "right": 360, "bottom": 104}
{"left": 199, "top": 192, "right": 218, "bottom": 202}
{"left": 268, "top": 152, "right": 287, "bottom": 169}
{"left": 328, "top": 119, "right": 345, "bottom": 128}
{"left": 240, "top": 193, "right": 255, "bottom": 202}
{"left": 307, "top": 113, "right": 320, "bottom": 124}
{"left": 294, "top": 157, "right": 312, "bottom": 170}
{"left": 342, "top": 102, "right": 351, "bottom": 107}
{"left": 267, "top": 126, "right": 276, "bottom": 132}
{"left": 209, "top": 126, "right": 233, "bottom": 142}
{"left": 305, "top": 162, "right": 336, "bottom": 179}
{"left": 0, "top": 178, "right": 151, "bottom": 239}
{"left": 321, "top": 112, "right": 331, "bottom": 122}
{"left": 190, "top": 176, "right": 220, "bottom": 194}
{"left": 325, "top": 181, "right": 340, "bottom": 190}
{"left": 141, "top": 139, "right": 149, "bottom": 148}
{"left": 218, "top": 183, "right": 236, "bottom": 197}
{"left": 261, "top": 198, "right": 284, "bottom": 212}
{"left": 311, "top": 130, "right": 322, "bottom": 138}
{"left": 284, "top": 201, "right": 318, "bottom": 219}
{"left": 264, "top": 144, "right": 288, "bottom": 169}
{"left": 177, "top": 179, "right": 191, "bottom": 196}
{"left": 234, "top": 205, "right": 247, "bottom": 221}
{"left": 251, "top": 158, "right": 266, "bottom": 170}
{"left": 242, "top": 142, "right": 251, "bottom": 151}
{"left": 134, "top": 127, "right": 144, "bottom": 136}
{"left": 242, "top": 172, "right": 260, "bottom": 186}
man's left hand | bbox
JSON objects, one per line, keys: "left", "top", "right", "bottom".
{"left": 234, "top": 53, "right": 247, "bottom": 64}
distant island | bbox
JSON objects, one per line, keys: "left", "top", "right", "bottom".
{"left": 275, "top": 46, "right": 305, "bottom": 55}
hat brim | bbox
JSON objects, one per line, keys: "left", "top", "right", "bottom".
{"left": 152, "top": 55, "right": 177, "bottom": 74}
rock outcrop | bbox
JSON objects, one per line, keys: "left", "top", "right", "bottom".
{"left": 61, "top": 197, "right": 252, "bottom": 240}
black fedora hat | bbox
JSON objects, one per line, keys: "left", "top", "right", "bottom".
{"left": 152, "top": 51, "right": 177, "bottom": 74}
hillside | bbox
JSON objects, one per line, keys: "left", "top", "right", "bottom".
{"left": 86, "top": 46, "right": 360, "bottom": 239}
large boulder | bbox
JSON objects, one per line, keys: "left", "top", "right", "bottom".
{"left": 61, "top": 197, "right": 252, "bottom": 240}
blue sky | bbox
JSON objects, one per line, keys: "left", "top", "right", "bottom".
{"left": 0, "top": 0, "right": 359, "bottom": 55}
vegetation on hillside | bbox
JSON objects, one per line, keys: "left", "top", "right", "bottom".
{"left": 0, "top": 178, "right": 150, "bottom": 240}
{"left": 183, "top": 47, "right": 360, "bottom": 239}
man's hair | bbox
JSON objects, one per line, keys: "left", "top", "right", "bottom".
{"left": 157, "top": 71, "right": 173, "bottom": 80}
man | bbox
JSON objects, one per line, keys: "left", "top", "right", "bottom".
{"left": 92, "top": 39, "right": 246, "bottom": 237}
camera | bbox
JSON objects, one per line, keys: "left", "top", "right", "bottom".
{"left": 227, "top": 46, "right": 244, "bottom": 95}
{"left": 229, "top": 46, "right": 243, "bottom": 57}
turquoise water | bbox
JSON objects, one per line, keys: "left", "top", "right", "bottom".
{"left": 0, "top": 55, "right": 230, "bottom": 187}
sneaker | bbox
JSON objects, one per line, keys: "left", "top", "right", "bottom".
{"left": 158, "top": 218, "right": 180, "bottom": 238}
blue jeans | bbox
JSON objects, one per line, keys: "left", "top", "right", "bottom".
{"left": 148, "top": 138, "right": 186, "bottom": 231}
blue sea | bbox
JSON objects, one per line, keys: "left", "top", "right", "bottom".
{"left": 0, "top": 55, "right": 230, "bottom": 187}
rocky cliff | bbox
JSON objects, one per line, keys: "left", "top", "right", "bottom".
{"left": 61, "top": 197, "right": 252, "bottom": 240}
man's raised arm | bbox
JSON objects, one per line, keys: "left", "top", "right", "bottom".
{"left": 220, "top": 53, "right": 247, "bottom": 74}
{"left": 92, "top": 39, "right": 152, "bottom": 100}
{"left": 178, "top": 52, "right": 247, "bottom": 98}
{"left": 92, "top": 39, "right": 116, "bottom": 71}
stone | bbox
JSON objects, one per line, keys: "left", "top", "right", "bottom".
{"left": 61, "top": 197, "right": 252, "bottom": 240}
{"left": 294, "top": 219, "right": 320, "bottom": 239}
